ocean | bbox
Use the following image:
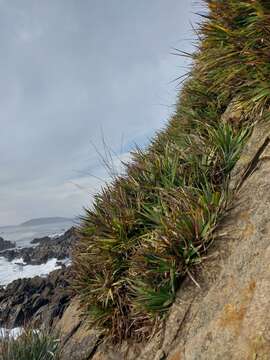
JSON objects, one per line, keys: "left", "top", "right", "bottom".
{"left": 0, "top": 220, "right": 74, "bottom": 286}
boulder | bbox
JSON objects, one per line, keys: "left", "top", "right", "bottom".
{"left": 56, "top": 299, "right": 101, "bottom": 360}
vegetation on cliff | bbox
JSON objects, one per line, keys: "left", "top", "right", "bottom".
{"left": 73, "top": 0, "right": 270, "bottom": 342}
{"left": 0, "top": 329, "right": 60, "bottom": 360}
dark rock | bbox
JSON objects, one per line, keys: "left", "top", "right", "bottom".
{"left": 30, "top": 236, "right": 51, "bottom": 245}
{"left": 0, "top": 227, "right": 77, "bottom": 333}
{"left": 13, "top": 306, "right": 25, "bottom": 327}
{"left": 22, "top": 252, "right": 31, "bottom": 264}
{"left": 0, "top": 227, "right": 78, "bottom": 265}
{"left": 1, "top": 249, "right": 17, "bottom": 261}
{"left": 0, "top": 266, "right": 75, "bottom": 329}
{"left": 0, "top": 237, "right": 16, "bottom": 252}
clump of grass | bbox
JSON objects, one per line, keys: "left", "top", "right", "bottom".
{"left": 73, "top": 0, "right": 270, "bottom": 342}
{"left": 0, "top": 328, "right": 60, "bottom": 360}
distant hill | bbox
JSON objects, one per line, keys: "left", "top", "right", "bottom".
{"left": 20, "top": 217, "right": 73, "bottom": 227}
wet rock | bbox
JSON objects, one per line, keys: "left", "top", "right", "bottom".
{"left": 0, "top": 266, "right": 74, "bottom": 329}
{"left": 30, "top": 236, "right": 51, "bottom": 245}
{"left": 0, "top": 227, "right": 78, "bottom": 265}
{"left": 0, "top": 237, "right": 16, "bottom": 252}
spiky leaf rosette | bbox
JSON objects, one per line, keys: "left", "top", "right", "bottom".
{"left": 73, "top": 0, "right": 270, "bottom": 342}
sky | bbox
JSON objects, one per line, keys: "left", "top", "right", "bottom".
{"left": 0, "top": 0, "right": 204, "bottom": 226}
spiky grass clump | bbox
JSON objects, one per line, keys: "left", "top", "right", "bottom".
{"left": 73, "top": 0, "right": 270, "bottom": 342}
{"left": 0, "top": 329, "right": 60, "bottom": 360}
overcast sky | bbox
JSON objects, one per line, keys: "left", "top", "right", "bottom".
{"left": 0, "top": 0, "right": 203, "bottom": 226}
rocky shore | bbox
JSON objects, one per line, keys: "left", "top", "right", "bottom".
{"left": 0, "top": 237, "right": 15, "bottom": 252}
{"left": 0, "top": 227, "right": 77, "bottom": 265}
{"left": 0, "top": 227, "right": 78, "bottom": 329}
{"left": 0, "top": 266, "right": 74, "bottom": 329}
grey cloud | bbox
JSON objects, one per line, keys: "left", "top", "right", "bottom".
{"left": 0, "top": 0, "right": 203, "bottom": 225}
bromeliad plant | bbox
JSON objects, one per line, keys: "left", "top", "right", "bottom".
{"left": 73, "top": 0, "right": 270, "bottom": 342}
{"left": 0, "top": 329, "right": 60, "bottom": 360}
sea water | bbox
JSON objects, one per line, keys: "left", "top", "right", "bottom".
{"left": 0, "top": 220, "right": 74, "bottom": 286}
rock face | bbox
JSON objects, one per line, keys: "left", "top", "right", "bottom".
{"left": 0, "top": 227, "right": 78, "bottom": 265}
{"left": 57, "top": 299, "right": 101, "bottom": 360}
{"left": 0, "top": 237, "right": 15, "bottom": 252}
{"left": 0, "top": 266, "right": 74, "bottom": 329}
{"left": 56, "top": 122, "right": 270, "bottom": 359}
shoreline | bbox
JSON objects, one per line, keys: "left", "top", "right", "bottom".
{"left": 0, "top": 227, "right": 77, "bottom": 330}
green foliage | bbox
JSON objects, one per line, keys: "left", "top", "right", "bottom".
{"left": 73, "top": 0, "right": 270, "bottom": 342}
{"left": 0, "top": 329, "right": 60, "bottom": 360}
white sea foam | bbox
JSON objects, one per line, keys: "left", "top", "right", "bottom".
{"left": 11, "top": 257, "right": 26, "bottom": 265}
{"left": 0, "top": 257, "right": 68, "bottom": 286}
{"left": 0, "top": 328, "right": 41, "bottom": 339}
{"left": 0, "top": 327, "right": 23, "bottom": 339}
{"left": 0, "top": 220, "right": 73, "bottom": 286}
{"left": 49, "top": 231, "right": 65, "bottom": 238}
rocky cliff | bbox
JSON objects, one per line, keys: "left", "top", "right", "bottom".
{"left": 56, "top": 121, "right": 270, "bottom": 360}
{"left": 3, "top": 2, "right": 270, "bottom": 359}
